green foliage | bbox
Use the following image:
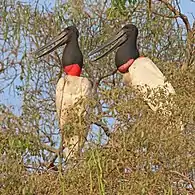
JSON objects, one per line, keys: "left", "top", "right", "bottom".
{"left": 0, "top": 0, "right": 195, "bottom": 194}
{"left": 109, "top": 0, "right": 138, "bottom": 17}
{"left": 112, "top": 0, "right": 138, "bottom": 7}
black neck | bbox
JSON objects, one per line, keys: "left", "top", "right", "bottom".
{"left": 62, "top": 36, "right": 83, "bottom": 68}
{"left": 115, "top": 37, "right": 139, "bottom": 68}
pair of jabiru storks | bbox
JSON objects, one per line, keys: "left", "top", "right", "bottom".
{"left": 35, "top": 24, "right": 177, "bottom": 160}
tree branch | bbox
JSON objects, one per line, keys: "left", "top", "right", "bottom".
{"left": 152, "top": 11, "right": 179, "bottom": 18}
{"left": 156, "top": 0, "right": 192, "bottom": 32}
{"left": 170, "top": 170, "right": 195, "bottom": 190}
{"left": 98, "top": 68, "right": 117, "bottom": 84}
{"left": 94, "top": 121, "right": 110, "bottom": 137}
{"left": 41, "top": 143, "right": 59, "bottom": 154}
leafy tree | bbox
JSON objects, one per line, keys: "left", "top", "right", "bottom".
{"left": 0, "top": 0, "right": 195, "bottom": 194}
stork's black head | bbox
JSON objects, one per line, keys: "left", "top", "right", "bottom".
{"left": 35, "top": 25, "right": 83, "bottom": 76}
{"left": 89, "top": 24, "right": 140, "bottom": 68}
{"left": 115, "top": 24, "right": 139, "bottom": 67}
{"left": 121, "top": 24, "right": 138, "bottom": 37}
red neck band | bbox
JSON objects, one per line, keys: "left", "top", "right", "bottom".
{"left": 118, "top": 57, "right": 144, "bottom": 73}
{"left": 64, "top": 64, "right": 82, "bottom": 76}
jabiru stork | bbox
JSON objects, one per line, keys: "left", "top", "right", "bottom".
{"left": 89, "top": 24, "right": 181, "bottom": 123}
{"left": 35, "top": 26, "right": 92, "bottom": 159}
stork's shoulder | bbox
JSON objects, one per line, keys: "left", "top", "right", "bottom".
{"left": 57, "top": 75, "right": 92, "bottom": 95}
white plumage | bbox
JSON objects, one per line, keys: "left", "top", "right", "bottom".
{"left": 123, "top": 57, "right": 175, "bottom": 112}
{"left": 123, "top": 57, "right": 183, "bottom": 130}
{"left": 56, "top": 75, "right": 92, "bottom": 158}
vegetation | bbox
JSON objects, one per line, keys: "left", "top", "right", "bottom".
{"left": 0, "top": 0, "right": 195, "bottom": 194}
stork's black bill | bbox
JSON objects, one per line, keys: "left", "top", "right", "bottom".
{"left": 34, "top": 26, "right": 79, "bottom": 58}
{"left": 88, "top": 29, "right": 127, "bottom": 62}
{"left": 35, "top": 26, "right": 83, "bottom": 76}
{"left": 89, "top": 24, "right": 139, "bottom": 64}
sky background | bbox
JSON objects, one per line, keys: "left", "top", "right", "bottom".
{"left": 180, "top": 0, "right": 195, "bottom": 25}
{"left": 1, "top": 0, "right": 195, "bottom": 115}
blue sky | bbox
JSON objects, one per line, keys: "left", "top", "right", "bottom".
{"left": 1, "top": 0, "right": 195, "bottom": 114}
{"left": 180, "top": 0, "right": 195, "bottom": 25}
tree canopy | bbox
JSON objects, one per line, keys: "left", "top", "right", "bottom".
{"left": 0, "top": 0, "right": 195, "bottom": 194}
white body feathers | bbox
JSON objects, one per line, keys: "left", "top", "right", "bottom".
{"left": 123, "top": 57, "right": 176, "bottom": 112}
{"left": 56, "top": 75, "right": 92, "bottom": 158}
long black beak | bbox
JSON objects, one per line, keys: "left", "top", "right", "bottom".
{"left": 34, "top": 29, "right": 71, "bottom": 58}
{"left": 88, "top": 29, "right": 127, "bottom": 61}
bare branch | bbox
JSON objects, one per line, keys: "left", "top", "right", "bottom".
{"left": 41, "top": 143, "right": 58, "bottom": 154}
{"left": 156, "top": 0, "right": 192, "bottom": 32}
{"left": 170, "top": 170, "right": 195, "bottom": 190}
{"left": 94, "top": 121, "right": 110, "bottom": 137}
{"left": 98, "top": 68, "right": 118, "bottom": 84}
{"left": 152, "top": 11, "right": 179, "bottom": 18}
